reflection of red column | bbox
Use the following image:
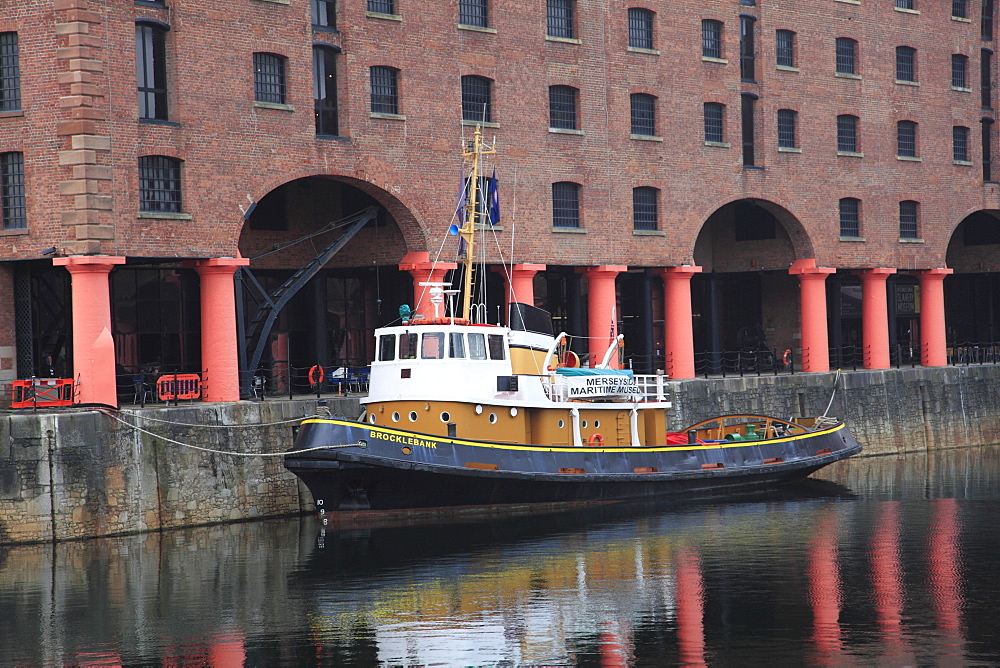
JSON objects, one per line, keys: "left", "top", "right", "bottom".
{"left": 917, "top": 269, "right": 953, "bottom": 367}
{"left": 656, "top": 266, "right": 703, "bottom": 379}
{"left": 599, "top": 621, "right": 630, "bottom": 667}
{"left": 208, "top": 631, "right": 246, "bottom": 667}
{"left": 808, "top": 512, "right": 843, "bottom": 664}
{"left": 579, "top": 266, "right": 626, "bottom": 367}
{"left": 53, "top": 256, "right": 126, "bottom": 406}
{"left": 399, "top": 252, "right": 458, "bottom": 319}
{"left": 676, "top": 547, "right": 706, "bottom": 667}
{"left": 855, "top": 268, "right": 896, "bottom": 369}
{"left": 929, "top": 498, "right": 963, "bottom": 650}
{"left": 789, "top": 259, "right": 835, "bottom": 372}
{"left": 191, "top": 258, "right": 250, "bottom": 402}
{"left": 871, "top": 501, "right": 909, "bottom": 661}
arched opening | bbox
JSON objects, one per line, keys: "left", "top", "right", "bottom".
{"left": 946, "top": 210, "right": 1000, "bottom": 346}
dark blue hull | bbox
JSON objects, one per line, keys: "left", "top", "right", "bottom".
{"left": 284, "top": 418, "right": 863, "bottom": 511}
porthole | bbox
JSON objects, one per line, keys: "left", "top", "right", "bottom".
{"left": 409, "top": 411, "right": 418, "bottom": 422}
{"left": 558, "top": 419, "right": 565, "bottom": 428}
{"left": 392, "top": 412, "right": 400, "bottom": 422}
{"left": 594, "top": 419, "right": 601, "bottom": 429}
{"left": 475, "top": 405, "right": 483, "bottom": 415}
{"left": 581, "top": 420, "right": 588, "bottom": 429}
{"left": 510, "top": 407, "right": 518, "bottom": 417}
{"left": 440, "top": 412, "right": 451, "bottom": 422}
{"left": 369, "top": 413, "right": 377, "bottom": 424}
{"left": 489, "top": 413, "right": 497, "bottom": 424}
{"left": 402, "top": 446, "right": 412, "bottom": 455}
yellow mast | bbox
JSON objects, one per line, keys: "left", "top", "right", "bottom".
{"left": 459, "top": 126, "right": 495, "bottom": 322}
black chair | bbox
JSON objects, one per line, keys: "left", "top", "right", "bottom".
{"left": 132, "top": 375, "right": 153, "bottom": 404}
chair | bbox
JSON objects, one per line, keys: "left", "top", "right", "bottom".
{"left": 252, "top": 374, "right": 267, "bottom": 400}
{"left": 132, "top": 376, "right": 153, "bottom": 404}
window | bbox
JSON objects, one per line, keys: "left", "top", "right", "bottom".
{"left": 984, "top": 49, "right": 994, "bottom": 108}
{"left": 896, "top": 46, "right": 916, "bottom": 82}
{"left": 630, "top": 93, "right": 656, "bottom": 136}
{"left": 459, "top": 0, "right": 488, "bottom": 28}
{"left": 835, "top": 37, "right": 857, "bottom": 75}
{"left": 312, "top": 0, "right": 336, "bottom": 29}
{"left": 984, "top": 0, "right": 995, "bottom": 40}
{"left": 378, "top": 334, "right": 396, "bottom": 361}
{"left": 468, "top": 333, "right": 486, "bottom": 359}
{"left": 370, "top": 66, "right": 399, "bottom": 114}
{"left": 954, "top": 125, "right": 970, "bottom": 161}
{"left": 776, "top": 30, "right": 795, "bottom": 68}
{"left": 704, "top": 102, "right": 724, "bottom": 143}
{"left": 549, "top": 85, "right": 578, "bottom": 130}
{"left": 899, "top": 200, "right": 919, "bottom": 239}
{"left": 984, "top": 118, "right": 994, "bottom": 180}
{"left": 138, "top": 155, "right": 182, "bottom": 214}
{"left": 740, "top": 15, "right": 756, "bottom": 81}
{"left": 254, "top": 52, "right": 286, "bottom": 104}
{"left": 367, "top": 0, "right": 394, "bottom": 14}
{"left": 552, "top": 182, "right": 580, "bottom": 228}
{"left": 837, "top": 114, "right": 858, "bottom": 153}
{"left": 741, "top": 94, "right": 756, "bottom": 166}
{"left": 702, "top": 20, "right": 723, "bottom": 59}
{"left": 0, "top": 32, "right": 20, "bottom": 112}
{"left": 136, "top": 22, "right": 168, "bottom": 120}
{"left": 777, "top": 109, "right": 797, "bottom": 149}
{"left": 398, "top": 332, "right": 418, "bottom": 359}
{"left": 897, "top": 120, "right": 917, "bottom": 157}
{"left": 896, "top": 0, "right": 914, "bottom": 9}
{"left": 0, "top": 152, "right": 26, "bottom": 230}
{"left": 839, "top": 198, "right": 860, "bottom": 237}
{"left": 628, "top": 8, "right": 654, "bottom": 50}
{"left": 547, "top": 0, "right": 575, "bottom": 39}
{"left": 314, "top": 45, "right": 339, "bottom": 136}
{"left": 488, "top": 334, "right": 505, "bottom": 360}
{"left": 953, "top": 54, "right": 969, "bottom": 88}
{"left": 461, "top": 75, "right": 492, "bottom": 123}
{"left": 953, "top": 0, "right": 968, "bottom": 16}
{"left": 633, "top": 187, "right": 658, "bottom": 231}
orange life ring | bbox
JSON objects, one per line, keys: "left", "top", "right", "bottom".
{"left": 782, "top": 349, "right": 792, "bottom": 367}
{"left": 308, "top": 365, "right": 325, "bottom": 386}
{"left": 588, "top": 432, "right": 605, "bottom": 447}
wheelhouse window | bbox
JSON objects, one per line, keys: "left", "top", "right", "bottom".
{"left": 776, "top": 29, "right": 795, "bottom": 68}
{"left": 895, "top": 46, "right": 916, "bottom": 83}
{"left": 0, "top": 151, "right": 26, "bottom": 230}
{"left": 552, "top": 181, "right": 580, "bottom": 228}
{"left": 632, "top": 186, "right": 658, "bottom": 231}
{"left": 628, "top": 8, "right": 654, "bottom": 50}
{"left": 468, "top": 333, "right": 487, "bottom": 359}
{"left": 630, "top": 93, "right": 656, "bottom": 136}
{"left": 459, "top": 0, "right": 488, "bottom": 28}
{"left": 370, "top": 66, "right": 399, "bottom": 114}
{"left": 954, "top": 125, "right": 970, "bottom": 162}
{"left": 837, "top": 114, "right": 858, "bottom": 153}
{"left": 953, "top": 54, "right": 969, "bottom": 88}
{"left": 398, "top": 332, "right": 418, "bottom": 359}
{"left": 777, "top": 109, "right": 797, "bottom": 149}
{"left": 0, "top": 32, "right": 21, "bottom": 112}
{"left": 312, "top": 0, "right": 336, "bottom": 29}
{"left": 836, "top": 37, "right": 857, "bottom": 75}
{"left": 899, "top": 200, "right": 919, "bottom": 239}
{"left": 549, "top": 85, "right": 578, "bottom": 130}
{"left": 547, "top": 0, "right": 575, "bottom": 39}
{"left": 897, "top": 120, "right": 917, "bottom": 157}
{"left": 254, "top": 52, "right": 287, "bottom": 104}
{"left": 839, "top": 198, "right": 860, "bottom": 237}
{"left": 136, "top": 22, "right": 169, "bottom": 120}
{"left": 314, "top": 45, "right": 339, "bottom": 136}
{"left": 448, "top": 332, "right": 466, "bottom": 358}
{"left": 740, "top": 15, "right": 756, "bottom": 82}
{"left": 488, "top": 334, "right": 505, "bottom": 360}
{"left": 138, "top": 155, "right": 182, "bottom": 213}
{"left": 378, "top": 334, "right": 396, "bottom": 361}
{"left": 461, "top": 75, "right": 492, "bottom": 123}
{"left": 704, "top": 102, "right": 724, "bottom": 143}
{"left": 702, "top": 19, "right": 723, "bottom": 59}
{"left": 421, "top": 332, "right": 445, "bottom": 359}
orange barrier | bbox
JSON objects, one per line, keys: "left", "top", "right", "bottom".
{"left": 12, "top": 378, "right": 75, "bottom": 408}
{"left": 156, "top": 373, "right": 202, "bottom": 401}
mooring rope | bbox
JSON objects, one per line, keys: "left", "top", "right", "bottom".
{"left": 102, "top": 410, "right": 363, "bottom": 458}
{"left": 117, "top": 410, "right": 316, "bottom": 429}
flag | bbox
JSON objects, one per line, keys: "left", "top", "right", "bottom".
{"left": 455, "top": 168, "right": 467, "bottom": 222}
{"left": 487, "top": 167, "right": 500, "bottom": 226}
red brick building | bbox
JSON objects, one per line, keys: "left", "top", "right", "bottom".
{"left": 2, "top": 0, "right": 999, "bottom": 402}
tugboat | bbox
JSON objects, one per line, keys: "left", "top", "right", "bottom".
{"left": 283, "top": 128, "right": 863, "bottom": 512}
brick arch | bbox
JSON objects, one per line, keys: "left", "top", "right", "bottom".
{"left": 692, "top": 196, "right": 815, "bottom": 272}
{"left": 947, "top": 208, "right": 1000, "bottom": 272}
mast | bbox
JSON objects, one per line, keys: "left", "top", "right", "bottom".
{"left": 458, "top": 126, "right": 495, "bottom": 322}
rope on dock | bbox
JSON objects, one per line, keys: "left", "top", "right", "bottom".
{"left": 102, "top": 410, "right": 363, "bottom": 458}
{"left": 116, "top": 410, "right": 317, "bottom": 429}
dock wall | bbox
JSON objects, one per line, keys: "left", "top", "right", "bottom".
{"left": 1, "top": 366, "right": 999, "bottom": 544}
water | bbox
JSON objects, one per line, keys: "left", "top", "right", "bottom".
{"left": 3, "top": 446, "right": 1000, "bottom": 666}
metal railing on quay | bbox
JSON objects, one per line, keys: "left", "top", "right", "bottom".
{"left": 243, "top": 360, "right": 370, "bottom": 401}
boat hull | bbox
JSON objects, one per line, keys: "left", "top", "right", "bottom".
{"left": 284, "top": 417, "right": 863, "bottom": 511}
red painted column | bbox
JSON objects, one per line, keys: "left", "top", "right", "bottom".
{"left": 399, "top": 252, "right": 458, "bottom": 320}
{"left": 789, "top": 259, "right": 835, "bottom": 372}
{"left": 493, "top": 263, "right": 545, "bottom": 324}
{"left": 579, "top": 265, "right": 626, "bottom": 367}
{"left": 53, "top": 256, "right": 126, "bottom": 406}
{"left": 656, "top": 266, "right": 702, "bottom": 379}
{"left": 855, "top": 268, "right": 896, "bottom": 369}
{"left": 191, "top": 258, "right": 249, "bottom": 402}
{"left": 916, "top": 268, "right": 953, "bottom": 367}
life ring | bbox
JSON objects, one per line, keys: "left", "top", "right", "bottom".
{"left": 588, "top": 432, "right": 605, "bottom": 447}
{"left": 308, "top": 365, "right": 325, "bottom": 387}
{"left": 782, "top": 349, "right": 792, "bottom": 367}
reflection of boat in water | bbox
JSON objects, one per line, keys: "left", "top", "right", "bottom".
{"left": 284, "top": 127, "right": 863, "bottom": 513}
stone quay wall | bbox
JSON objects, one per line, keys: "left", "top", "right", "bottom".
{"left": 3, "top": 366, "right": 1000, "bottom": 544}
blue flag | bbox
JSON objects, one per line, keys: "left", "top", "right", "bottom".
{"left": 487, "top": 168, "right": 500, "bottom": 226}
